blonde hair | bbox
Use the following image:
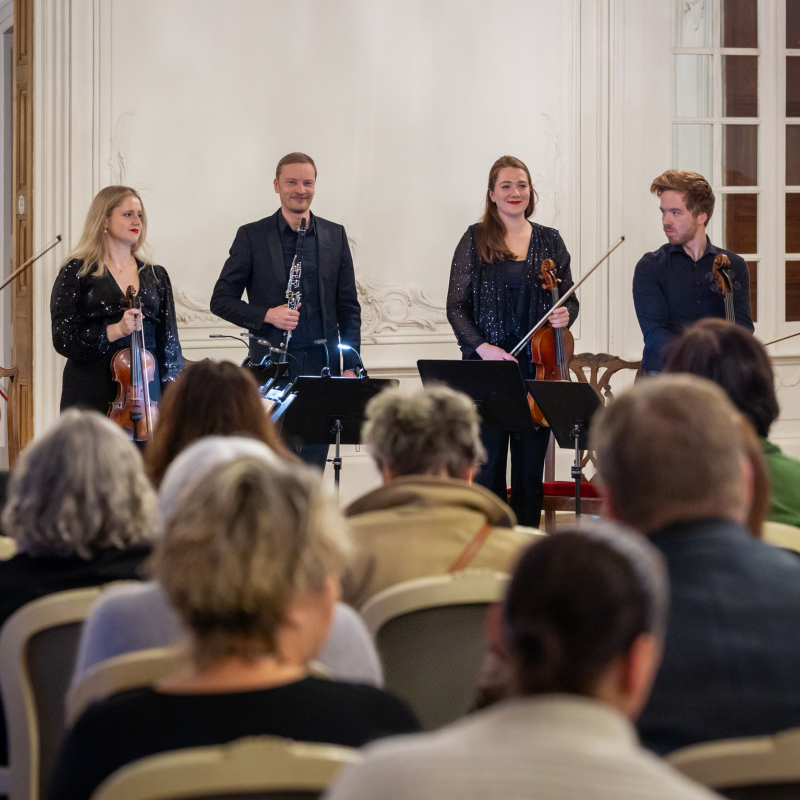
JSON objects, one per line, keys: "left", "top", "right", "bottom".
{"left": 152, "top": 457, "right": 351, "bottom": 667}
{"left": 1, "top": 410, "right": 158, "bottom": 559}
{"left": 362, "top": 386, "right": 487, "bottom": 479}
{"left": 67, "top": 186, "right": 154, "bottom": 278}
{"left": 590, "top": 374, "right": 747, "bottom": 531}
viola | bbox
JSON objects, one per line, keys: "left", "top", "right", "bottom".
{"left": 709, "top": 254, "right": 737, "bottom": 323}
{"left": 108, "top": 285, "right": 158, "bottom": 441}
{"left": 528, "top": 259, "right": 575, "bottom": 426}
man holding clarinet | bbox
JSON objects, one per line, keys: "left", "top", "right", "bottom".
{"left": 210, "top": 152, "right": 362, "bottom": 469}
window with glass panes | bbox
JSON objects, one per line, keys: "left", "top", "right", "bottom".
{"left": 672, "top": 0, "right": 759, "bottom": 321}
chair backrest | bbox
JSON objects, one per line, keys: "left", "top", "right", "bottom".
{"left": 66, "top": 647, "right": 184, "bottom": 729}
{"left": 544, "top": 352, "right": 642, "bottom": 481}
{"left": 91, "top": 735, "right": 361, "bottom": 800}
{"left": 669, "top": 727, "right": 800, "bottom": 799}
{"left": 0, "top": 365, "right": 20, "bottom": 469}
{"left": 762, "top": 521, "right": 800, "bottom": 555}
{"left": 0, "top": 587, "right": 103, "bottom": 800}
{"left": 360, "top": 570, "right": 508, "bottom": 731}
{"left": 67, "top": 650, "right": 332, "bottom": 732}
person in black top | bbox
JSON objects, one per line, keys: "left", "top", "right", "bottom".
{"left": 633, "top": 170, "right": 753, "bottom": 373}
{"left": 47, "top": 449, "right": 419, "bottom": 800}
{"left": 50, "top": 186, "right": 184, "bottom": 414}
{"left": 210, "top": 152, "right": 362, "bottom": 470}
{"left": 447, "top": 156, "right": 578, "bottom": 527}
{"left": 0, "top": 409, "right": 156, "bottom": 766}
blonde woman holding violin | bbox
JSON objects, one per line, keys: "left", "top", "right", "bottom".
{"left": 446, "top": 156, "right": 578, "bottom": 527}
{"left": 51, "top": 186, "right": 183, "bottom": 415}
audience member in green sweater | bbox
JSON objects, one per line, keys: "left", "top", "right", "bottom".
{"left": 664, "top": 317, "right": 800, "bottom": 529}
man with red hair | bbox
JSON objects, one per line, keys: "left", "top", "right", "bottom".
{"left": 633, "top": 170, "right": 753, "bottom": 373}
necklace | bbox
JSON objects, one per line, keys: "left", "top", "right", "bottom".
{"left": 108, "top": 258, "right": 136, "bottom": 273}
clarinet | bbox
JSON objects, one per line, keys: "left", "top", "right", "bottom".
{"left": 280, "top": 217, "right": 306, "bottom": 362}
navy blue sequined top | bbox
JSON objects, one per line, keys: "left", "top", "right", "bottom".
{"left": 446, "top": 222, "right": 579, "bottom": 369}
{"left": 51, "top": 259, "right": 184, "bottom": 414}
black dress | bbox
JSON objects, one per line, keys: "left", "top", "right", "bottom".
{"left": 51, "top": 259, "right": 184, "bottom": 414}
{"left": 446, "top": 222, "right": 579, "bottom": 527}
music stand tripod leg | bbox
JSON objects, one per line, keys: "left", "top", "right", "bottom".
{"left": 571, "top": 423, "right": 583, "bottom": 519}
{"left": 329, "top": 419, "right": 343, "bottom": 498}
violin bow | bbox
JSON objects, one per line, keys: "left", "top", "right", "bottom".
{"left": 0, "top": 235, "right": 63, "bottom": 292}
{"left": 509, "top": 236, "right": 625, "bottom": 358}
{"left": 764, "top": 331, "right": 800, "bottom": 347}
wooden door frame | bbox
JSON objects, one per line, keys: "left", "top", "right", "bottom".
{"left": 11, "top": 0, "right": 32, "bottom": 448}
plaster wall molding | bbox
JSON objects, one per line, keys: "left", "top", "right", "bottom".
{"left": 173, "top": 279, "right": 451, "bottom": 343}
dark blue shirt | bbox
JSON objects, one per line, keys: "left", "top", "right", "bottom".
{"left": 277, "top": 210, "right": 324, "bottom": 349}
{"left": 632, "top": 238, "right": 753, "bottom": 371}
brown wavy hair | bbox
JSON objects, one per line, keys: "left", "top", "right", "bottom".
{"left": 144, "top": 360, "right": 293, "bottom": 487}
{"left": 650, "top": 170, "right": 715, "bottom": 222}
{"left": 477, "top": 155, "right": 538, "bottom": 264}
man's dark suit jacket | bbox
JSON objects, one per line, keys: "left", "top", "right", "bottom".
{"left": 210, "top": 210, "right": 361, "bottom": 373}
{"left": 638, "top": 517, "right": 800, "bottom": 755}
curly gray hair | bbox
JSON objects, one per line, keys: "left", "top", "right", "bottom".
{"left": 362, "top": 385, "right": 486, "bottom": 478}
{"left": 1, "top": 410, "right": 158, "bottom": 558}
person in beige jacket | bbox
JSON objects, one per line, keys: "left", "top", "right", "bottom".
{"left": 342, "top": 386, "right": 540, "bottom": 609}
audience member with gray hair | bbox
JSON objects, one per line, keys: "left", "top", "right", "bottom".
{"left": 0, "top": 409, "right": 156, "bottom": 765}
{"left": 72, "top": 436, "right": 384, "bottom": 687}
{"left": 48, "top": 450, "right": 420, "bottom": 800}
{"left": 591, "top": 374, "right": 800, "bottom": 754}
{"left": 342, "top": 386, "right": 538, "bottom": 608}
{"left": 326, "top": 524, "right": 717, "bottom": 800}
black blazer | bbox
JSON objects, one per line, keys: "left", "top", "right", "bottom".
{"left": 210, "top": 210, "right": 361, "bottom": 372}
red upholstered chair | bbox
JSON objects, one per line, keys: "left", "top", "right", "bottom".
{"left": 0, "top": 364, "right": 20, "bottom": 469}
{"left": 540, "top": 353, "right": 642, "bottom": 532}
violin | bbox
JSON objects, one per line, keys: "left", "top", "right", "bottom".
{"left": 108, "top": 285, "right": 158, "bottom": 441}
{"left": 528, "top": 259, "right": 575, "bottom": 426}
{"left": 709, "top": 254, "right": 737, "bottom": 323}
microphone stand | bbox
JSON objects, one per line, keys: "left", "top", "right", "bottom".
{"left": 315, "top": 338, "right": 331, "bottom": 377}
{"left": 509, "top": 237, "right": 625, "bottom": 358}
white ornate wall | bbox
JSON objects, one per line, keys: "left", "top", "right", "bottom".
{"left": 28, "top": 0, "right": 798, "bottom": 499}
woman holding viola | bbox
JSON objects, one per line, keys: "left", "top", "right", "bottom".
{"left": 51, "top": 186, "right": 183, "bottom": 416}
{"left": 446, "top": 156, "right": 578, "bottom": 527}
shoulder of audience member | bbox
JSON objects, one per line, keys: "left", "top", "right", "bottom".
{"left": 305, "top": 677, "right": 420, "bottom": 730}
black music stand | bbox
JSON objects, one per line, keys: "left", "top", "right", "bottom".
{"left": 274, "top": 375, "right": 399, "bottom": 495}
{"left": 417, "top": 360, "right": 534, "bottom": 432}
{"left": 525, "top": 380, "right": 602, "bottom": 518}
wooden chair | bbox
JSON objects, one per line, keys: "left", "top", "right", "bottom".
{"left": 669, "top": 727, "right": 800, "bottom": 799}
{"left": 762, "top": 521, "right": 800, "bottom": 556}
{"left": 360, "top": 570, "right": 508, "bottom": 731}
{"left": 540, "top": 352, "right": 642, "bottom": 532}
{"left": 0, "top": 587, "right": 104, "bottom": 800}
{"left": 0, "top": 365, "right": 20, "bottom": 469}
{"left": 91, "top": 735, "right": 361, "bottom": 800}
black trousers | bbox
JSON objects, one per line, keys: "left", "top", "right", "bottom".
{"left": 476, "top": 424, "right": 551, "bottom": 528}
{"left": 287, "top": 345, "right": 330, "bottom": 472}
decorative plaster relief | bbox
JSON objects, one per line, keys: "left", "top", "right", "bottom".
{"left": 777, "top": 372, "right": 800, "bottom": 390}
{"left": 173, "top": 279, "right": 450, "bottom": 340}
{"left": 174, "top": 288, "right": 220, "bottom": 324}
{"left": 534, "top": 114, "right": 563, "bottom": 227}
{"left": 108, "top": 112, "right": 135, "bottom": 185}
{"left": 357, "top": 274, "right": 448, "bottom": 342}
